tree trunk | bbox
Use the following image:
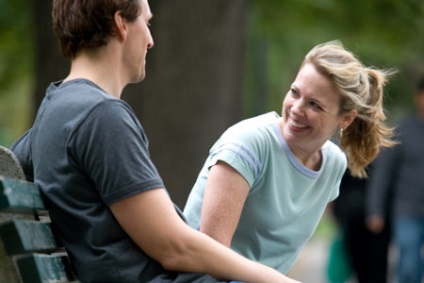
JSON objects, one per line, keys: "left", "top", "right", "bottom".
{"left": 33, "top": 1, "right": 69, "bottom": 112}
{"left": 124, "top": 0, "right": 247, "bottom": 208}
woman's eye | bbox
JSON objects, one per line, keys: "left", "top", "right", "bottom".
{"left": 310, "top": 102, "right": 322, "bottom": 110}
{"left": 290, "top": 89, "right": 299, "bottom": 97}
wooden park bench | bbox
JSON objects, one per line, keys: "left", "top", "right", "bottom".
{"left": 0, "top": 145, "right": 78, "bottom": 283}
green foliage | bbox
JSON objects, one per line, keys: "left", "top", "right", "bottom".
{"left": 0, "top": 0, "right": 34, "bottom": 144}
{"left": 245, "top": 0, "right": 424, "bottom": 121}
{"left": 1, "top": 0, "right": 424, "bottom": 143}
{"left": 0, "top": 0, "right": 34, "bottom": 89}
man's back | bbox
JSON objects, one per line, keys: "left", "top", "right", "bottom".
{"left": 12, "top": 79, "right": 172, "bottom": 282}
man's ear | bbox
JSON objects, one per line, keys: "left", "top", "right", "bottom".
{"left": 114, "top": 12, "right": 127, "bottom": 41}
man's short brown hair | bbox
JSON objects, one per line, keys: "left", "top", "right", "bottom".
{"left": 52, "top": 0, "right": 142, "bottom": 59}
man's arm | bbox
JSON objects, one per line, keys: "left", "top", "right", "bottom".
{"left": 110, "top": 187, "right": 300, "bottom": 283}
{"left": 366, "top": 145, "right": 400, "bottom": 233}
{"left": 10, "top": 129, "right": 34, "bottom": 181}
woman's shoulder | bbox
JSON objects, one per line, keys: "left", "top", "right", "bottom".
{"left": 322, "top": 140, "right": 347, "bottom": 165}
{"left": 215, "top": 113, "right": 278, "bottom": 151}
{"left": 224, "top": 112, "right": 279, "bottom": 137}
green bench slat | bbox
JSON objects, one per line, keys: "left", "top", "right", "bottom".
{"left": 17, "top": 253, "right": 77, "bottom": 283}
{"left": 0, "top": 220, "right": 60, "bottom": 255}
{"left": 0, "top": 177, "right": 45, "bottom": 212}
{"left": 0, "top": 151, "right": 78, "bottom": 282}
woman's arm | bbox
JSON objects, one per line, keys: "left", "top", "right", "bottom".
{"left": 200, "top": 161, "right": 250, "bottom": 247}
{"left": 110, "top": 187, "right": 301, "bottom": 283}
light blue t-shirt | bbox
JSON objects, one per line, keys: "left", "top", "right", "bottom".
{"left": 184, "top": 112, "right": 346, "bottom": 274}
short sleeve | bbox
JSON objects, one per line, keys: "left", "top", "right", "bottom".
{"left": 207, "top": 141, "right": 263, "bottom": 187}
{"left": 70, "top": 100, "right": 164, "bottom": 205}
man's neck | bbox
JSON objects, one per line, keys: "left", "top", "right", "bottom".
{"left": 64, "top": 47, "right": 125, "bottom": 98}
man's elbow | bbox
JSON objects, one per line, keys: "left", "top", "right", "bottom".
{"left": 155, "top": 245, "right": 195, "bottom": 272}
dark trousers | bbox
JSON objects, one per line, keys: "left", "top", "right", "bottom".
{"left": 342, "top": 217, "right": 391, "bottom": 283}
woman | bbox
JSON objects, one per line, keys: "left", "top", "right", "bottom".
{"left": 184, "top": 41, "right": 396, "bottom": 274}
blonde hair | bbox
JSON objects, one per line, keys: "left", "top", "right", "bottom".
{"left": 303, "top": 41, "right": 397, "bottom": 178}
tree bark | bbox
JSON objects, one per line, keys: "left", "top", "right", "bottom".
{"left": 124, "top": 0, "right": 247, "bottom": 207}
{"left": 33, "top": 1, "right": 69, "bottom": 112}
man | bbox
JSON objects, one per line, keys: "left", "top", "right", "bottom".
{"left": 367, "top": 77, "right": 424, "bottom": 283}
{"left": 11, "top": 0, "right": 297, "bottom": 282}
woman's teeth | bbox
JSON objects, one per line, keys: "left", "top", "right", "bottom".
{"left": 291, "top": 120, "right": 307, "bottom": 128}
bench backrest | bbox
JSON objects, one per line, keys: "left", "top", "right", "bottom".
{"left": 0, "top": 145, "right": 26, "bottom": 180}
{"left": 0, "top": 146, "right": 78, "bottom": 283}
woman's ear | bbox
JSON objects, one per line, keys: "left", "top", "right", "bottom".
{"left": 114, "top": 12, "right": 127, "bottom": 41}
{"left": 341, "top": 110, "right": 357, "bottom": 129}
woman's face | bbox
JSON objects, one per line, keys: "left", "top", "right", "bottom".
{"left": 281, "top": 63, "right": 352, "bottom": 155}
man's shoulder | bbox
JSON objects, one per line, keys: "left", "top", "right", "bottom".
{"left": 47, "top": 79, "right": 132, "bottom": 121}
{"left": 50, "top": 79, "right": 114, "bottom": 104}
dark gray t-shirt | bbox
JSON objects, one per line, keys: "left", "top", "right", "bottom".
{"left": 11, "top": 79, "right": 219, "bottom": 283}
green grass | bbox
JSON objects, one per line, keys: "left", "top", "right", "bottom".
{"left": 313, "top": 213, "right": 338, "bottom": 239}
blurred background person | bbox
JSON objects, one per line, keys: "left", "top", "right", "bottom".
{"left": 366, "top": 77, "right": 424, "bottom": 283}
{"left": 329, "top": 165, "right": 392, "bottom": 283}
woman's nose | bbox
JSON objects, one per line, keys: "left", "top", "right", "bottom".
{"left": 291, "top": 100, "right": 305, "bottom": 115}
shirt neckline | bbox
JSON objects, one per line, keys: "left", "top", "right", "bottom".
{"left": 272, "top": 121, "right": 323, "bottom": 179}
